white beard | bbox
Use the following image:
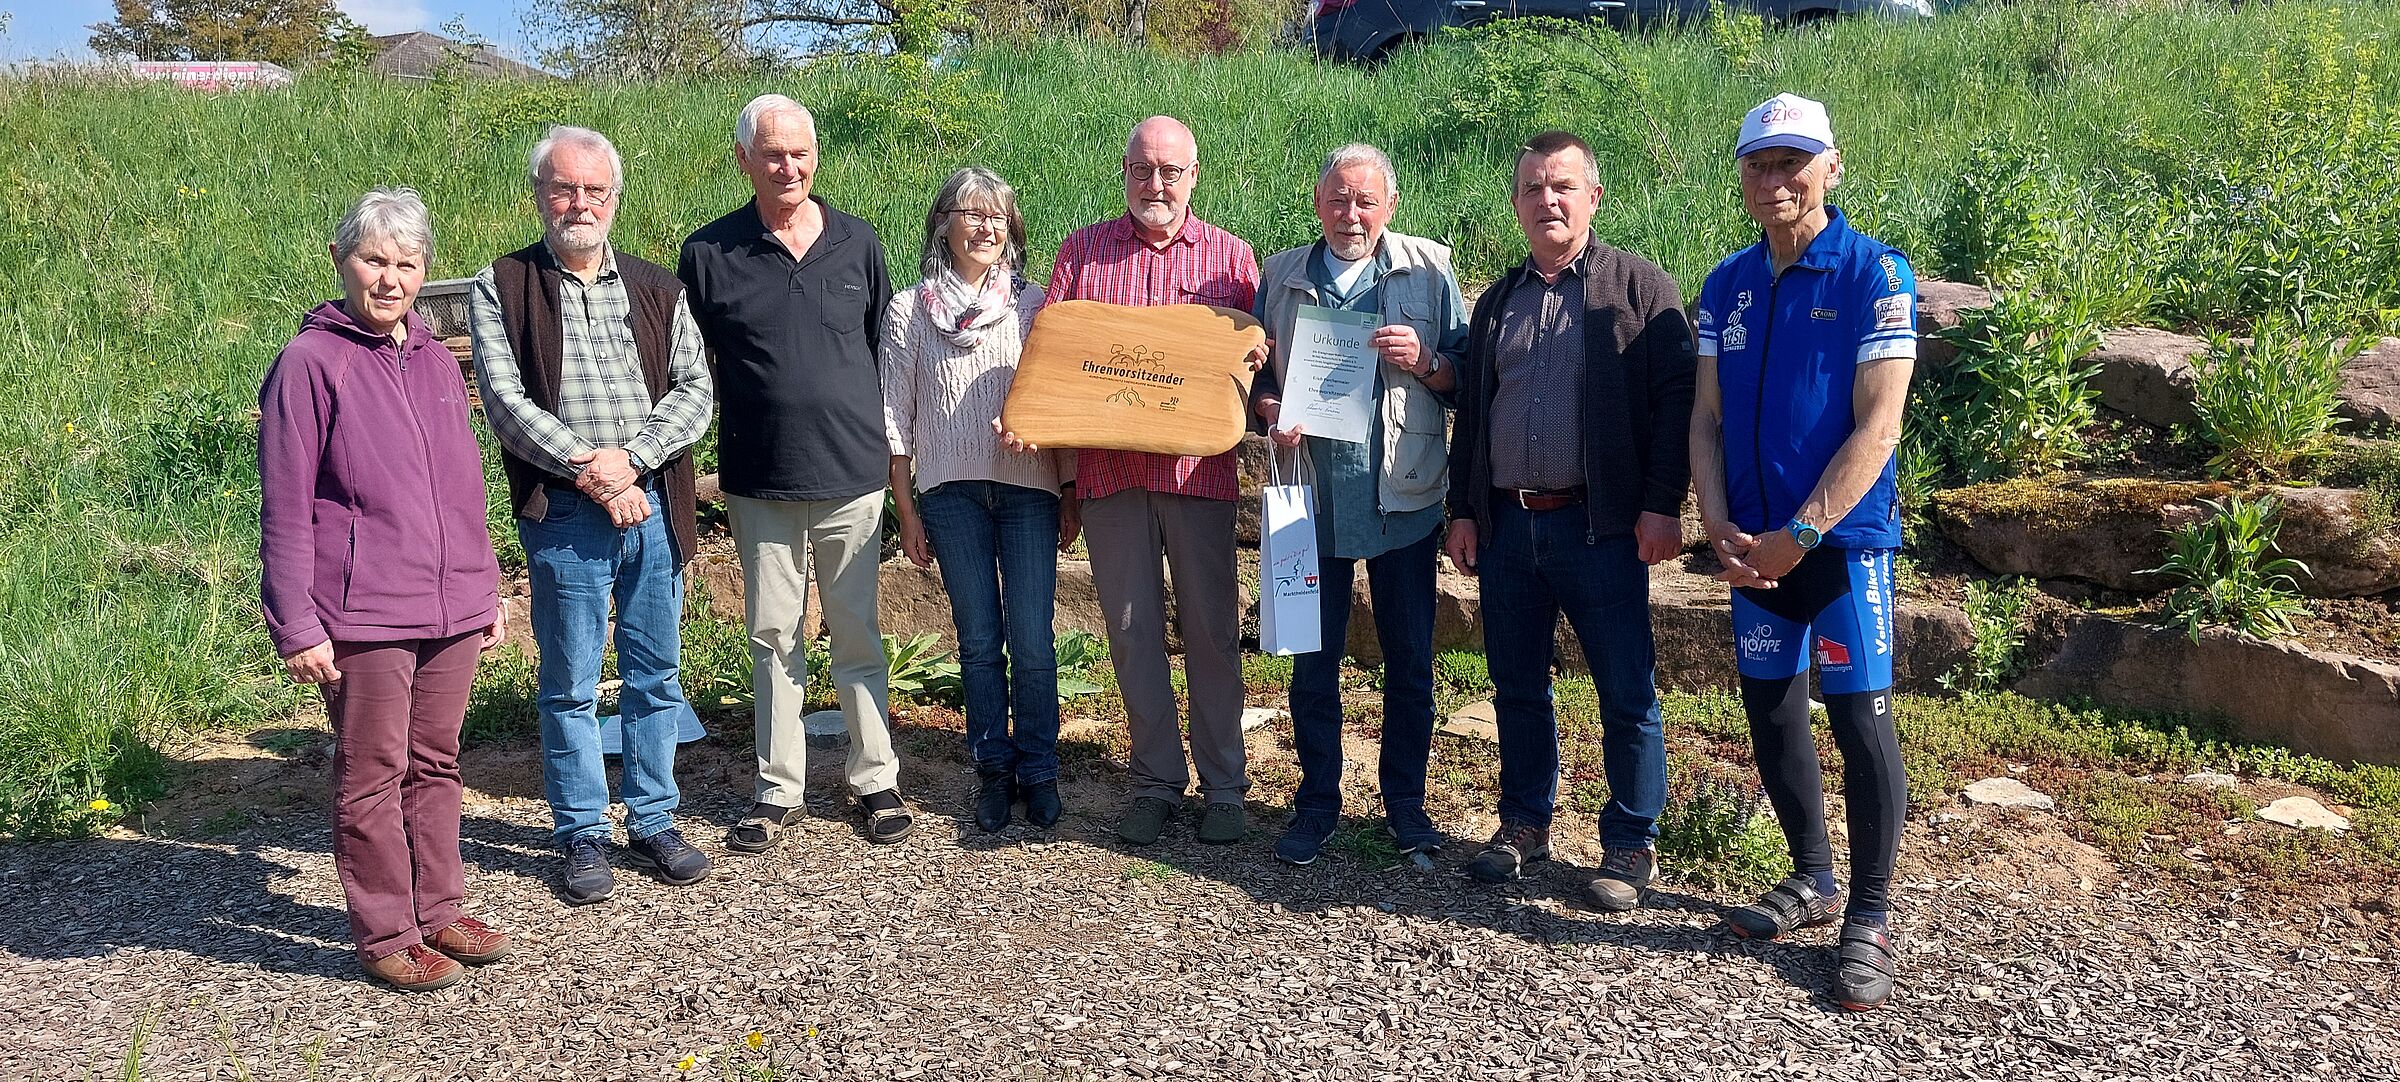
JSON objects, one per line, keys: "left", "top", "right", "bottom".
{"left": 551, "top": 221, "right": 609, "bottom": 256}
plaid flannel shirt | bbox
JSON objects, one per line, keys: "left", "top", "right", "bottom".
{"left": 470, "top": 245, "right": 713, "bottom": 480}
{"left": 1042, "top": 214, "right": 1259, "bottom": 502}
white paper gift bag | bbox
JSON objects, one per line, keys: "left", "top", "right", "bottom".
{"left": 1258, "top": 443, "right": 1323, "bottom": 656}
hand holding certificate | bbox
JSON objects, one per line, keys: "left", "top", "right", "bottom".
{"left": 1282, "top": 303, "right": 1378, "bottom": 445}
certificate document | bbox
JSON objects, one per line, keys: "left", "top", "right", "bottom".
{"left": 1285, "top": 303, "right": 1378, "bottom": 445}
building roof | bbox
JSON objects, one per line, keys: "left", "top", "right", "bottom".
{"left": 369, "top": 32, "right": 551, "bottom": 81}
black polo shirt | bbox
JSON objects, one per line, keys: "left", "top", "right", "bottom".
{"left": 678, "top": 196, "right": 894, "bottom": 502}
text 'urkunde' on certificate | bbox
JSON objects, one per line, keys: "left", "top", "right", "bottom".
{"left": 1284, "top": 303, "right": 1378, "bottom": 445}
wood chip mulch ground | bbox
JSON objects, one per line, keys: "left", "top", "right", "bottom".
{"left": 2, "top": 720, "right": 2395, "bottom": 1081}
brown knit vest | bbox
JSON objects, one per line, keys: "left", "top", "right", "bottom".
{"left": 489, "top": 244, "right": 700, "bottom": 569}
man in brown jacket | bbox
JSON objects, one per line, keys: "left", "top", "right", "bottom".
{"left": 1442, "top": 130, "right": 1697, "bottom": 911}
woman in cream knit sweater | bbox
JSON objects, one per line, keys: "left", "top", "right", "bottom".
{"left": 882, "top": 166, "right": 1075, "bottom": 833}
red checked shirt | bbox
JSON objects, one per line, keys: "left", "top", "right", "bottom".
{"left": 1043, "top": 213, "right": 1260, "bottom": 502}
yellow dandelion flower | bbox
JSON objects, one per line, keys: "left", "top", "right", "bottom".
{"left": 806, "top": 1026, "right": 817, "bottom": 1039}
{"left": 198, "top": 187, "right": 208, "bottom": 195}
{"left": 744, "top": 1031, "right": 765, "bottom": 1051}
{"left": 63, "top": 422, "right": 74, "bottom": 433}
{"left": 90, "top": 798, "right": 112, "bottom": 812}
{"left": 675, "top": 1054, "right": 695, "bottom": 1071}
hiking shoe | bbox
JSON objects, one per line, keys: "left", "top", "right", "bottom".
{"left": 974, "top": 768, "right": 1016, "bottom": 833}
{"left": 426, "top": 916, "right": 511, "bottom": 965}
{"left": 859, "top": 789, "right": 914, "bottom": 844}
{"left": 726, "top": 801, "right": 801, "bottom": 855}
{"left": 561, "top": 836, "right": 615, "bottom": 905}
{"left": 1581, "top": 846, "right": 1658, "bottom": 912}
{"left": 1385, "top": 806, "right": 1443, "bottom": 855}
{"left": 1118, "top": 796, "right": 1178, "bottom": 845}
{"left": 1197, "top": 802, "right": 1247, "bottom": 845}
{"left": 1463, "top": 822, "right": 1550, "bottom": 883}
{"left": 1274, "top": 813, "right": 1339, "bottom": 865}
{"left": 627, "top": 828, "right": 711, "bottom": 886}
{"left": 1727, "top": 876, "right": 1842, "bottom": 941}
{"left": 361, "top": 943, "right": 464, "bottom": 992}
{"left": 1022, "top": 779, "right": 1063, "bottom": 829}
{"left": 1835, "top": 918, "right": 1901, "bottom": 1011}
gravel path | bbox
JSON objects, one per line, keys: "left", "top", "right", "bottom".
{"left": 3, "top": 726, "right": 2395, "bottom": 1081}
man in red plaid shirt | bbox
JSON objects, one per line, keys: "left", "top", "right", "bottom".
{"left": 1043, "top": 115, "right": 1263, "bottom": 848}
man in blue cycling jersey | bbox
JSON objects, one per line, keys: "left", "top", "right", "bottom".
{"left": 1689, "top": 93, "right": 1915, "bottom": 1012}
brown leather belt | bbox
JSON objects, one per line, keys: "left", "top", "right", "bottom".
{"left": 1501, "top": 486, "right": 1585, "bottom": 511}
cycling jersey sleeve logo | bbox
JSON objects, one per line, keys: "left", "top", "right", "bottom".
{"left": 1874, "top": 293, "right": 1911, "bottom": 331}
{"left": 1878, "top": 254, "right": 1904, "bottom": 293}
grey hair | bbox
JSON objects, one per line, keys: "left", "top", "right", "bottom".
{"left": 1318, "top": 143, "right": 1397, "bottom": 195}
{"left": 736, "top": 94, "right": 815, "bottom": 152}
{"left": 332, "top": 187, "right": 434, "bottom": 263}
{"left": 920, "top": 166, "right": 1026, "bottom": 281}
{"left": 528, "top": 125, "right": 624, "bottom": 192}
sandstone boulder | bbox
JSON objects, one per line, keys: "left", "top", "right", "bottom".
{"left": 2014, "top": 615, "right": 2400, "bottom": 767}
{"left": 2262, "top": 486, "right": 2400, "bottom": 598}
{"left": 1931, "top": 477, "right": 2227, "bottom": 592}
{"left": 1934, "top": 477, "right": 2399, "bottom": 598}
{"left": 2088, "top": 327, "right": 2205, "bottom": 430}
{"left": 2338, "top": 337, "right": 2400, "bottom": 428}
{"left": 1915, "top": 280, "right": 1995, "bottom": 370}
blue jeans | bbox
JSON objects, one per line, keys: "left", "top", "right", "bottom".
{"left": 520, "top": 484, "right": 691, "bottom": 849}
{"left": 919, "top": 481, "right": 1062, "bottom": 785}
{"left": 1290, "top": 528, "right": 1439, "bottom": 819}
{"left": 1478, "top": 499, "right": 1666, "bottom": 848}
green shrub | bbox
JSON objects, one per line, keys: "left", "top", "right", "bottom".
{"left": 1942, "top": 577, "right": 2034, "bottom": 693}
{"left": 1926, "top": 292, "right": 2104, "bottom": 481}
{"left": 1656, "top": 763, "right": 1787, "bottom": 894}
{"left": 2191, "top": 322, "right": 2362, "bottom": 481}
{"left": 2144, "top": 495, "right": 2312, "bottom": 641}
{"left": 1434, "top": 650, "right": 1492, "bottom": 696}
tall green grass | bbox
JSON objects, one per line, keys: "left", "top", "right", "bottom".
{"left": 2, "top": 0, "right": 2395, "bottom": 835}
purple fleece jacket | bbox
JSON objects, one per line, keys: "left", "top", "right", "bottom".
{"left": 258, "top": 301, "right": 500, "bottom": 656}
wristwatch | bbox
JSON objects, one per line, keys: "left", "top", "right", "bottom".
{"left": 1786, "top": 518, "right": 1823, "bottom": 551}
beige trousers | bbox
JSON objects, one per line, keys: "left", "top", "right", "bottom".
{"left": 727, "top": 491, "right": 898, "bottom": 805}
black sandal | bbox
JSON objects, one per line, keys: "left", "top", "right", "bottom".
{"left": 726, "top": 801, "right": 800, "bottom": 855}
{"left": 1727, "top": 876, "right": 1840, "bottom": 941}
{"left": 1835, "top": 919, "right": 1900, "bottom": 1011}
{"left": 859, "top": 789, "right": 914, "bottom": 845}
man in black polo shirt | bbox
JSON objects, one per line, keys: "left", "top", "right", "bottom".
{"left": 678, "top": 93, "right": 912, "bottom": 851}
{"left": 1444, "top": 130, "right": 1696, "bottom": 909}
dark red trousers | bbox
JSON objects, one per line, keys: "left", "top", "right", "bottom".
{"left": 324, "top": 632, "right": 477, "bottom": 959}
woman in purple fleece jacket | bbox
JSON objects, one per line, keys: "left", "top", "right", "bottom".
{"left": 257, "top": 188, "right": 510, "bottom": 992}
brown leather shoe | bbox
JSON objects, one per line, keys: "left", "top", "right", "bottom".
{"left": 427, "top": 916, "right": 512, "bottom": 965}
{"left": 360, "top": 943, "right": 464, "bottom": 992}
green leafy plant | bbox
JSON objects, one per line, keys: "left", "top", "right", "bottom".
{"left": 1053, "top": 628, "right": 1105, "bottom": 701}
{"left": 1704, "top": 0, "right": 1767, "bottom": 77}
{"left": 2144, "top": 495, "right": 2312, "bottom": 641}
{"left": 2191, "top": 321, "right": 2362, "bottom": 481}
{"left": 1434, "top": 650, "right": 1492, "bottom": 696}
{"left": 1655, "top": 766, "right": 1787, "bottom": 894}
{"left": 1929, "top": 292, "right": 2105, "bottom": 480}
{"left": 882, "top": 632, "right": 962, "bottom": 705}
{"left": 1942, "top": 577, "right": 2035, "bottom": 693}
{"left": 1931, "top": 139, "right": 2060, "bottom": 287}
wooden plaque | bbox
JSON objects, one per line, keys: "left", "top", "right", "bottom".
{"left": 1002, "top": 300, "right": 1265, "bottom": 456}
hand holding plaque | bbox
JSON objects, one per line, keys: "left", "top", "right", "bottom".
{"left": 1002, "top": 300, "right": 1266, "bottom": 457}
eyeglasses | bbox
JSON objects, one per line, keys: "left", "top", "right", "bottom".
{"left": 942, "top": 209, "right": 1011, "bottom": 229}
{"left": 542, "top": 182, "right": 618, "bottom": 206}
{"left": 1123, "top": 161, "right": 1192, "bottom": 185}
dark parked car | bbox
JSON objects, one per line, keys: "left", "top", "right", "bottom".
{"left": 1310, "top": 0, "right": 1933, "bottom": 61}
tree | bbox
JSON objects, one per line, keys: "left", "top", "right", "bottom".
{"left": 87, "top": 0, "right": 346, "bottom": 66}
{"left": 527, "top": 0, "right": 969, "bottom": 76}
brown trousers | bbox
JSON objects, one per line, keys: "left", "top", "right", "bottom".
{"left": 324, "top": 632, "right": 477, "bottom": 959}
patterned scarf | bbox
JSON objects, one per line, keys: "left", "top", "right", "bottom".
{"left": 920, "top": 262, "right": 1017, "bottom": 350}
